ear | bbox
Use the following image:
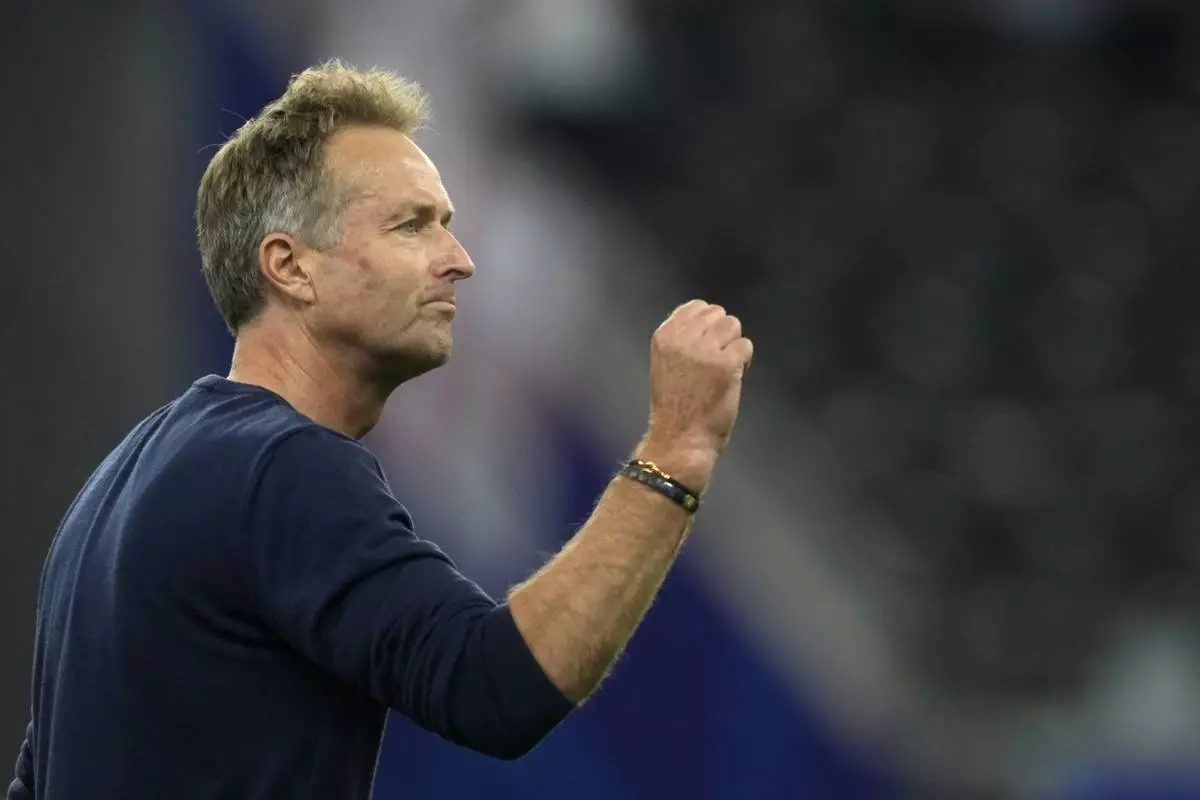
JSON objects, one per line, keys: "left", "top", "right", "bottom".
{"left": 258, "top": 232, "right": 315, "bottom": 306}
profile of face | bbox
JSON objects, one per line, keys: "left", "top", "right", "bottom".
{"left": 267, "top": 126, "right": 475, "bottom": 385}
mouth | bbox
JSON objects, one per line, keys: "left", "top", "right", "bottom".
{"left": 424, "top": 300, "right": 457, "bottom": 317}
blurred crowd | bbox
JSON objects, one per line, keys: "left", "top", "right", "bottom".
{"left": 498, "top": 0, "right": 1200, "bottom": 775}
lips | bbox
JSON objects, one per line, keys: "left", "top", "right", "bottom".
{"left": 423, "top": 299, "right": 457, "bottom": 317}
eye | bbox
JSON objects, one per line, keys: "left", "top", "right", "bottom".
{"left": 394, "top": 219, "right": 421, "bottom": 234}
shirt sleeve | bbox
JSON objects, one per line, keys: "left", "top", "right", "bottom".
{"left": 245, "top": 426, "right": 573, "bottom": 759}
{"left": 7, "top": 721, "right": 34, "bottom": 800}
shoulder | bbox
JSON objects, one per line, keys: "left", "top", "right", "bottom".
{"left": 244, "top": 422, "right": 420, "bottom": 570}
{"left": 262, "top": 424, "right": 383, "bottom": 478}
{"left": 253, "top": 424, "right": 396, "bottom": 514}
{"left": 168, "top": 376, "right": 397, "bottom": 513}
{"left": 174, "top": 376, "right": 379, "bottom": 478}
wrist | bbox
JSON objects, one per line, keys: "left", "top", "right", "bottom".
{"left": 633, "top": 437, "right": 719, "bottom": 494}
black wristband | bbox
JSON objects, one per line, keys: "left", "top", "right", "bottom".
{"left": 617, "top": 460, "right": 701, "bottom": 513}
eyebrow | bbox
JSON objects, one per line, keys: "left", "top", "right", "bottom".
{"left": 386, "top": 202, "right": 455, "bottom": 227}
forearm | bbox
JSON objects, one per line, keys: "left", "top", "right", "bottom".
{"left": 507, "top": 441, "right": 715, "bottom": 703}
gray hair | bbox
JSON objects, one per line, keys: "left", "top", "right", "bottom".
{"left": 195, "top": 59, "right": 430, "bottom": 334}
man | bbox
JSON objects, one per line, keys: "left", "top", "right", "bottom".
{"left": 8, "top": 60, "right": 753, "bottom": 799}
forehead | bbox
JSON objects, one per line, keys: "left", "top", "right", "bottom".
{"left": 324, "top": 126, "right": 448, "bottom": 210}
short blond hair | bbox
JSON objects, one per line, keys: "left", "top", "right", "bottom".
{"left": 196, "top": 60, "right": 430, "bottom": 334}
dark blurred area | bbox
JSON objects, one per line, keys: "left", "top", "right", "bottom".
{"left": 0, "top": 0, "right": 196, "bottom": 757}
{"left": 517, "top": 0, "right": 1200, "bottom": 701}
{"left": 496, "top": 0, "right": 1200, "bottom": 794}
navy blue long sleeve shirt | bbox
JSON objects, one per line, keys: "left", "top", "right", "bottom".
{"left": 8, "top": 375, "right": 573, "bottom": 799}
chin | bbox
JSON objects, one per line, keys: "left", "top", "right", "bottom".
{"left": 375, "top": 338, "right": 452, "bottom": 385}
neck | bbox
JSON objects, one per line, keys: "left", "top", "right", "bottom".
{"left": 227, "top": 320, "right": 390, "bottom": 439}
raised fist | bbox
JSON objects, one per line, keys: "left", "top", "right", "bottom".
{"left": 645, "top": 300, "right": 753, "bottom": 461}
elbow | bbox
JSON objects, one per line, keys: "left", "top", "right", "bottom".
{"left": 426, "top": 603, "right": 576, "bottom": 760}
{"left": 449, "top": 699, "right": 569, "bottom": 761}
{"left": 432, "top": 685, "right": 569, "bottom": 761}
{"left": 476, "top": 726, "right": 556, "bottom": 761}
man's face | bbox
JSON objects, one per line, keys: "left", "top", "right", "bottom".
{"left": 305, "top": 126, "right": 474, "bottom": 382}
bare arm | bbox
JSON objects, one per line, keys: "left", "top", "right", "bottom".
{"left": 508, "top": 300, "right": 753, "bottom": 703}
{"left": 507, "top": 442, "right": 714, "bottom": 702}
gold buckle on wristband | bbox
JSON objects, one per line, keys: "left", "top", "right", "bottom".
{"left": 630, "top": 460, "right": 670, "bottom": 480}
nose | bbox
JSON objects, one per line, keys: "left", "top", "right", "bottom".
{"left": 436, "top": 229, "right": 475, "bottom": 282}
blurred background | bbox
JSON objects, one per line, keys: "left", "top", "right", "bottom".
{"left": 4, "top": 0, "right": 1200, "bottom": 797}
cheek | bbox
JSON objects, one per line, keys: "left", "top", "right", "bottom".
{"left": 350, "top": 246, "right": 423, "bottom": 321}
{"left": 315, "top": 249, "right": 384, "bottom": 325}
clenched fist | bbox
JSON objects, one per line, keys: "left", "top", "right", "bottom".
{"left": 639, "top": 300, "right": 753, "bottom": 491}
